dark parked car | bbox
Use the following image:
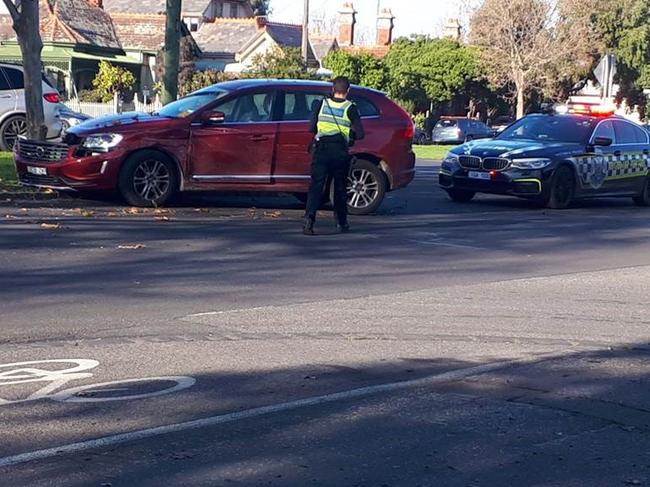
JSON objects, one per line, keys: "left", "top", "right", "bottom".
{"left": 58, "top": 103, "right": 91, "bottom": 132}
{"left": 414, "top": 127, "right": 429, "bottom": 145}
{"left": 14, "top": 79, "right": 416, "bottom": 215}
{"left": 439, "top": 106, "right": 650, "bottom": 209}
{"left": 431, "top": 117, "right": 493, "bottom": 144}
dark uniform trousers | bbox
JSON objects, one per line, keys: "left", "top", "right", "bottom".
{"left": 305, "top": 139, "right": 350, "bottom": 225}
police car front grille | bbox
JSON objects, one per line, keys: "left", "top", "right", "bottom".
{"left": 17, "top": 140, "right": 69, "bottom": 163}
{"left": 482, "top": 157, "right": 511, "bottom": 171}
{"left": 459, "top": 156, "right": 482, "bottom": 170}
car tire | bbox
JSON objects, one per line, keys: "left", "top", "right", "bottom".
{"left": 546, "top": 165, "right": 575, "bottom": 209}
{"left": 633, "top": 175, "right": 650, "bottom": 206}
{"left": 118, "top": 150, "right": 178, "bottom": 207}
{"left": 446, "top": 188, "right": 475, "bottom": 203}
{"left": 293, "top": 193, "right": 308, "bottom": 204}
{"left": 416, "top": 134, "right": 427, "bottom": 145}
{"left": 337, "top": 159, "right": 387, "bottom": 215}
{"left": 0, "top": 114, "right": 27, "bottom": 151}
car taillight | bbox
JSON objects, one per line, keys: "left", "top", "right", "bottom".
{"left": 43, "top": 93, "right": 60, "bottom": 103}
{"left": 403, "top": 121, "right": 415, "bottom": 140}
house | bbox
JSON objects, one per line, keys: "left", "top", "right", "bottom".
{"left": 0, "top": 0, "right": 196, "bottom": 99}
{"left": 0, "top": 0, "right": 129, "bottom": 98}
{"left": 102, "top": 0, "right": 253, "bottom": 33}
{"left": 194, "top": 16, "right": 331, "bottom": 72}
{"left": 110, "top": 13, "right": 199, "bottom": 96}
{"left": 337, "top": 2, "right": 395, "bottom": 59}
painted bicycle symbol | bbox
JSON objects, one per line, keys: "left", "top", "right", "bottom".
{"left": 0, "top": 359, "right": 195, "bottom": 405}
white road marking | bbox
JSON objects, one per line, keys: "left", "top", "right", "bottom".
{"left": 0, "top": 353, "right": 568, "bottom": 468}
{"left": 0, "top": 359, "right": 195, "bottom": 406}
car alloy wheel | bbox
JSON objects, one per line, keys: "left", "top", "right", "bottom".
{"left": 347, "top": 167, "right": 380, "bottom": 210}
{"left": 132, "top": 159, "right": 171, "bottom": 202}
{"left": 2, "top": 116, "right": 27, "bottom": 151}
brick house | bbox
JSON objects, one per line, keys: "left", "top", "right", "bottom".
{"left": 194, "top": 15, "right": 332, "bottom": 72}
{"left": 103, "top": 0, "right": 253, "bottom": 33}
{"left": 0, "top": 0, "right": 195, "bottom": 99}
{"left": 337, "top": 2, "right": 396, "bottom": 59}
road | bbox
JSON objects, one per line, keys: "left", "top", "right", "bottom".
{"left": 2, "top": 160, "right": 650, "bottom": 486}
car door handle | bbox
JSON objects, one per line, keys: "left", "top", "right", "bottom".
{"left": 0, "top": 95, "right": 12, "bottom": 99}
{"left": 250, "top": 135, "right": 270, "bottom": 142}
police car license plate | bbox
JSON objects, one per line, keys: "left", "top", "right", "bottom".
{"left": 27, "top": 166, "right": 47, "bottom": 176}
{"left": 468, "top": 171, "right": 490, "bottom": 180}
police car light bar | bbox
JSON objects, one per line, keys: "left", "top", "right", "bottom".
{"left": 565, "top": 103, "right": 616, "bottom": 117}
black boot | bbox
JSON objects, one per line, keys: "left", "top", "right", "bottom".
{"left": 337, "top": 221, "right": 350, "bottom": 233}
{"left": 303, "top": 217, "right": 315, "bottom": 235}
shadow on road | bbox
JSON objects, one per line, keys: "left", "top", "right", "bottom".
{"left": 3, "top": 344, "right": 650, "bottom": 486}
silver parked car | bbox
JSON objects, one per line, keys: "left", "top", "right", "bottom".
{"left": 0, "top": 63, "right": 62, "bottom": 150}
{"left": 431, "top": 117, "right": 494, "bottom": 144}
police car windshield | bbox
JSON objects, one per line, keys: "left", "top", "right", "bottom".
{"left": 497, "top": 115, "right": 596, "bottom": 144}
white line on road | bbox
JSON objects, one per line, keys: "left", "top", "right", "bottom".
{"left": 0, "top": 353, "right": 570, "bottom": 469}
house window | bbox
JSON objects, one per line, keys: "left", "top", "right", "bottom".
{"left": 215, "top": 1, "right": 223, "bottom": 17}
{"left": 230, "top": 2, "right": 238, "bottom": 18}
{"left": 183, "top": 16, "right": 199, "bottom": 32}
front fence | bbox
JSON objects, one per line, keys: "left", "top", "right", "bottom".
{"left": 63, "top": 97, "right": 163, "bottom": 118}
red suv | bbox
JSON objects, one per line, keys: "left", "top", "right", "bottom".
{"left": 15, "top": 79, "right": 416, "bottom": 214}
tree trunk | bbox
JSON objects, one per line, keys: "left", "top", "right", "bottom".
{"left": 516, "top": 84, "right": 525, "bottom": 119}
{"left": 162, "top": 0, "right": 182, "bottom": 105}
{"left": 12, "top": 0, "right": 46, "bottom": 141}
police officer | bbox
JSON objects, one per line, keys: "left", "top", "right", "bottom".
{"left": 303, "top": 76, "right": 365, "bottom": 235}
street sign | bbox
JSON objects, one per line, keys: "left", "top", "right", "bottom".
{"left": 594, "top": 54, "right": 617, "bottom": 99}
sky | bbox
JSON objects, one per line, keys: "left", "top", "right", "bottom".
{"left": 269, "top": 0, "right": 468, "bottom": 42}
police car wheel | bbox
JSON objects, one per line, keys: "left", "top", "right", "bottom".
{"left": 632, "top": 177, "right": 650, "bottom": 206}
{"left": 546, "top": 165, "right": 575, "bottom": 209}
{"left": 343, "top": 160, "right": 387, "bottom": 215}
{"left": 446, "top": 188, "right": 475, "bottom": 203}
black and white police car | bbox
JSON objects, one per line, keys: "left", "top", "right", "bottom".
{"left": 439, "top": 104, "right": 650, "bottom": 208}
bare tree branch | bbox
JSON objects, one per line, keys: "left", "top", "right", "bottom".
{"left": 2, "top": 0, "right": 21, "bottom": 23}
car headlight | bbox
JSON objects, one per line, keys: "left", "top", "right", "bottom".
{"left": 442, "top": 152, "right": 459, "bottom": 164}
{"left": 81, "top": 134, "right": 123, "bottom": 152}
{"left": 511, "top": 158, "right": 552, "bottom": 170}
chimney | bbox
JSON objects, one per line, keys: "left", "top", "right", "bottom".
{"left": 444, "top": 18, "right": 462, "bottom": 41}
{"left": 255, "top": 15, "right": 268, "bottom": 30}
{"left": 376, "top": 8, "right": 394, "bottom": 46}
{"left": 338, "top": 2, "right": 357, "bottom": 47}
{"left": 88, "top": 0, "right": 104, "bottom": 8}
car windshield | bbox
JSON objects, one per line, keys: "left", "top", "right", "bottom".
{"left": 157, "top": 90, "right": 227, "bottom": 119}
{"left": 435, "top": 119, "right": 458, "bottom": 128}
{"left": 498, "top": 115, "right": 596, "bottom": 143}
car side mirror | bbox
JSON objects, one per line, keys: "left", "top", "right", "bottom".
{"left": 592, "top": 136, "right": 613, "bottom": 147}
{"left": 201, "top": 111, "right": 226, "bottom": 125}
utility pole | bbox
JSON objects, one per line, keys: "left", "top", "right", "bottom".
{"left": 301, "top": 0, "right": 310, "bottom": 64}
{"left": 162, "top": 0, "right": 182, "bottom": 105}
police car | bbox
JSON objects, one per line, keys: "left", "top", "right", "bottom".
{"left": 439, "top": 105, "right": 650, "bottom": 208}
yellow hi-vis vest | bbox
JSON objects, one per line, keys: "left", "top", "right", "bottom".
{"left": 316, "top": 99, "right": 353, "bottom": 143}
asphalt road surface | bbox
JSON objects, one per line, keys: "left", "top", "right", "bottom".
{"left": 2, "top": 160, "right": 650, "bottom": 486}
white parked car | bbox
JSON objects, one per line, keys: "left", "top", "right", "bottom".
{"left": 0, "top": 63, "right": 62, "bottom": 151}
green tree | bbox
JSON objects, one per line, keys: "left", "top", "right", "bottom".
{"left": 324, "top": 50, "right": 390, "bottom": 92}
{"left": 92, "top": 61, "right": 136, "bottom": 103}
{"left": 248, "top": 47, "right": 314, "bottom": 79}
{"left": 384, "top": 37, "right": 485, "bottom": 112}
{"left": 591, "top": 0, "right": 650, "bottom": 113}
{"left": 179, "top": 70, "right": 235, "bottom": 97}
